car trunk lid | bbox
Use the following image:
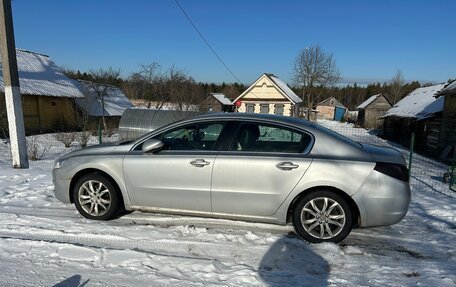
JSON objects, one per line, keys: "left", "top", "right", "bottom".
{"left": 361, "top": 143, "right": 406, "bottom": 166}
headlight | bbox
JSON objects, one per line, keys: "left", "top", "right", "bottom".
{"left": 54, "top": 159, "right": 66, "bottom": 169}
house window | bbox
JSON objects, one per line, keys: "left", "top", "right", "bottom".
{"left": 274, "top": 104, "right": 284, "bottom": 115}
{"left": 246, "top": 104, "right": 255, "bottom": 113}
{"left": 260, "top": 104, "right": 269, "bottom": 114}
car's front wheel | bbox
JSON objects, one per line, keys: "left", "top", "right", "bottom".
{"left": 73, "top": 173, "right": 120, "bottom": 220}
{"left": 292, "top": 190, "right": 353, "bottom": 243}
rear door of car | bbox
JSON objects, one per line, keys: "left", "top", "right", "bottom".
{"left": 211, "top": 120, "right": 314, "bottom": 217}
{"left": 123, "top": 121, "right": 226, "bottom": 212}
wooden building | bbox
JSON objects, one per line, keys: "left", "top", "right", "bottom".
{"left": 234, "top": 73, "right": 302, "bottom": 117}
{"left": 200, "top": 93, "right": 234, "bottom": 112}
{"left": 435, "top": 81, "right": 456, "bottom": 160}
{"left": 0, "top": 49, "right": 85, "bottom": 134}
{"left": 75, "top": 80, "right": 134, "bottom": 129}
{"left": 315, "top": 97, "right": 347, "bottom": 121}
{"left": 382, "top": 84, "right": 446, "bottom": 156}
{"left": 356, "top": 94, "right": 392, "bottom": 129}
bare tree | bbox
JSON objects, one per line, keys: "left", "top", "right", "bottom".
{"left": 222, "top": 85, "right": 241, "bottom": 100}
{"left": 166, "top": 66, "right": 198, "bottom": 111}
{"left": 27, "top": 136, "right": 51, "bottom": 160}
{"left": 126, "top": 63, "right": 204, "bottom": 112}
{"left": 389, "top": 70, "right": 405, "bottom": 104}
{"left": 293, "top": 44, "right": 341, "bottom": 119}
{"left": 137, "top": 63, "right": 168, "bottom": 109}
{"left": 127, "top": 63, "right": 175, "bottom": 109}
{"left": 87, "top": 68, "right": 121, "bottom": 131}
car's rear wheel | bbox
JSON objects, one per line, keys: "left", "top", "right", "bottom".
{"left": 73, "top": 173, "right": 119, "bottom": 220}
{"left": 292, "top": 190, "right": 353, "bottom": 243}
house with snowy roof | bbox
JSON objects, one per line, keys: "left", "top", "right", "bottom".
{"left": 234, "top": 73, "right": 302, "bottom": 117}
{"left": 356, "top": 94, "right": 391, "bottom": 129}
{"left": 435, "top": 80, "right": 456, "bottom": 159}
{"left": 0, "top": 49, "right": 134, "bottom": 135}
{"left": 0, "top": 49, "right": 85, "bottom": 134}
{"left": 201, "top": 93, "right": 235, "bottom": 112}
{"left": 75, "top": 80, "right": 134, "bottom": 129}
{"left": 381, "top": 84, "right": 446, "bottom": 156}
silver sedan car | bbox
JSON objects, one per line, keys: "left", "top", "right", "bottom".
{"left": 53, "top": 113, "right": 411, "bottom": 243}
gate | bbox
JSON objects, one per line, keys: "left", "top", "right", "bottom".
{"left": 334, "top": 106, "right": 346, "bottom": 121}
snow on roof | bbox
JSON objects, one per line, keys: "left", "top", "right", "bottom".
{"left": 357, "top": 94, "right": 382, "bottom": 109}
{"left": 75, "top": 80, "right": 134, "bottom": 117}
{"left": 0, "top": 49, "right": 84, "bottom": 98}
{"left": 382, "top": 84, "right": 446, "bottom": 120}
{"left": 210, "top": 93, "right": 233, "bottom": 105}
{"left": 316, "top": 96, "right": 346, "bottom": 108}
{"left": 268, "top": 74, "right": 302, "bottom": 104}
{"left": 436, "top": 80, "right": 456, "bottom": 97}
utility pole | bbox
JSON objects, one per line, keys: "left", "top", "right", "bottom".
{"left": 0, "top": 0, "right": 28, "bottom": 168}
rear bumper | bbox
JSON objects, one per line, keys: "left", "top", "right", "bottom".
{"left": 352, "top": 170, "right": 411, "bottom": 227}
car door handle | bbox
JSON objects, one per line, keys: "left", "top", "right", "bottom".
{"left": 276, "top": 162, "right": 299, "bottom": 171}
{"left": 190, "top": 159, "right": 211, "bottom": 167}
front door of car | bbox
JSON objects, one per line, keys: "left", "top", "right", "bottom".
{"left": 211, "top": 122, "right": 313, "bottom": 217}
{"left": 123, "top": 122, "right": 225, "bottom": 212}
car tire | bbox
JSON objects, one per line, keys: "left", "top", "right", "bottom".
{"left": 73, "top": 173, "right": 120, "bottom": 220}
{"left": 292, "top": 190, "right": 353, "bottom": 243}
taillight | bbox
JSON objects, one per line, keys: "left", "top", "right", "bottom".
{"left": 374, "top": 162, "right": 409, "bottom": 182}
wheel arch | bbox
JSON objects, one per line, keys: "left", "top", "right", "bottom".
{"left": 286, "top": 186, "right": 360, "bottom": 227}
{"left": 69, "top": 168, "right": 125, "bottom": 210}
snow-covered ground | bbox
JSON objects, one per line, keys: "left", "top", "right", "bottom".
{"left": 0, "top": 124, "right": 455, "bottom": 286}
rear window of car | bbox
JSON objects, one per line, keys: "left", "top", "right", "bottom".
{"left": 231, "top": 122, "right": 312, "bottom": 153}
{"left": 311, "top": 123, "right": 362, "bottom": 149}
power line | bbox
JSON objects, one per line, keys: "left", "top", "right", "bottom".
{"left": 173, "top": 0, "right": 243, "bottom": 85}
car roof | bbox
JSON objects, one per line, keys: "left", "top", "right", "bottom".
{"left": 191, "top": 112, "right": 314, "bottom": 128}
{"left": 133, "top": 112, "right": 370, "bottom": 161}
{"left": 189, "top": 113, "right": 368, "bottom": 159}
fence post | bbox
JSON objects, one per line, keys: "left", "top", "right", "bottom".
{"left": 98, "top": 121, "right": 102, "bottom": 144}
{"left": 0, "top": 0, "right": 29, "bottom": 168}
{"left": 408, "top": 132, "right": 415, "bottom": 180}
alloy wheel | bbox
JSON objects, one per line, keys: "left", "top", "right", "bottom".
{"left": 78, "top": 180, "right": 111, "bottom": 217}
{"left": 300, "top": 197, "right": 346, "bottom": 240}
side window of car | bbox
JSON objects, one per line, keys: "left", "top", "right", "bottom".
{"left": 157, "top": 122, "right": 224, "bottom": 151}
{"left": 232, "top": 123, "right": 311, "bottom": 153}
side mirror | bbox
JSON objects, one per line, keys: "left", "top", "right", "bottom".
{"left": 142, "top": 139, "right": 164, "bottom": 154}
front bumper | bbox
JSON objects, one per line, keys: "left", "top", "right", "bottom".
{"left": 52, "top": 167, "right": 72, "bottom": 203}
{"left": 352, "top": 169, "right": 411, "bottom": 228}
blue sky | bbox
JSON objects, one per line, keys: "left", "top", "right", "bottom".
{"left": 11, "top": 0, "right": 455, "bottom": 85}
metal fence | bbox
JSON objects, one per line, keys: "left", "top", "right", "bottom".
{"left": 0, "top": 131, "right": 120, "bottom": 170}
{"left": 318, "top": 120, "right": 455, "bottom": 198}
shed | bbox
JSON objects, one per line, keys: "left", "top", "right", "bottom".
{"left": 234, "top": 73, "right": 302, "bottom": 117}
{"left": 435, "top": 80, "right": 456, "bottom": 160}
{"left": 201, "top": 93, "right": 234, "bottom": 112}
{"left": 76, "top": 80, "right": 133, "bottom": 116}
{"left": 381, "top": 84, "right": 446, "bottom": 156}
{"left": 315, "top": 97, "right": 347, "bottom": 120}
{"left": 356, "top": 94, "right": 392, "bottom": 129}
{"left": 0, "top": 49, "right": 84, "bottom": 134}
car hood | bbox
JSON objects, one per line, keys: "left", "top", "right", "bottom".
{"left": 57, "top": 142, "right": 127, "bottom": 161}
{"left": 362, "top": 143, "right": 406, "bottom": 166}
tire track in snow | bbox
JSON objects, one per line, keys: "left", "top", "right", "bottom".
{"left": 0, "top": 227, "right": 269, "bottom": 263}
{"left": 1, "top": 205, "right": 455, "bottom": 251}
{"left": 0, "top": 204, "right": 293, "bottom": 234}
